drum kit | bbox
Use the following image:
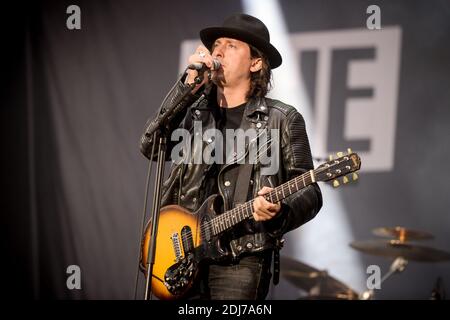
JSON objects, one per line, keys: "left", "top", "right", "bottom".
{"left": 281, "top": 226, "right": 450, "bottom": 300}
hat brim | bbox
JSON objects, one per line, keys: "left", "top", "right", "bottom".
{"left": 200, "top": 27, "right": 282, "bottom": 69}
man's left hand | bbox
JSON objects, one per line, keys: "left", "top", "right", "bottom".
{"left": 252, "top": 187, "right": 281, "bottom": 221}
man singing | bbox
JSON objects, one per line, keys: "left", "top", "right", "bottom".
{"left": 140, "top": 13, "right": 322, "bottom": 300}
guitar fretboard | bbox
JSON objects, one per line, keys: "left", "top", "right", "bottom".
{"left": 205, "top": 169, "right": 316, "bottom": 236}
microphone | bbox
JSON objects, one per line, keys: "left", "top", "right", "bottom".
{"left": 188, "top": 59, "right": 221, "bottom": 71}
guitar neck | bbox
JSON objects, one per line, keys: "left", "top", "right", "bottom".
{"left": 208, "top": 170, "right": 316, "bottom": 236}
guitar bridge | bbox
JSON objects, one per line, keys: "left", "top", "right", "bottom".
{"left": 171, "top": 232, "right": 182, "bottom": 262}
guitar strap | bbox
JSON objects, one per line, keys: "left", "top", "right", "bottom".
{"left": 232, "top": 163, "right": 253, "bottom": 207}
{"left": 232, "top": 162, "right": 282, "bottom": 286}
{"left": 232, "top": 99, "right": 282, "bottom": 286}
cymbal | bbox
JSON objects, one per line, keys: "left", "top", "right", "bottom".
{"left": 281, "top": 256, "right": 358, "bottom": 297}
{"left": 350, "top": 239, "right": 450, "bottom": 262}
{"left": 298, "top": 293, "right": 359, "bottom": 300}
{"left": 372, "top": 226, "right": 434, "bottom": 241}
{"left": 281, "top": 256, "right": 323, "bottom": 278}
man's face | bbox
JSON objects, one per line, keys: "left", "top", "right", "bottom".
{"left": 211, "top": 37, "right": 260, "bottom": 88}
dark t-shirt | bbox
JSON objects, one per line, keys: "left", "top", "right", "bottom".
{"left": 218, "top": 103, "right": 246, "bottom": 211}
{"left": 219, "top": 103, "right": 246, "bottom": 132}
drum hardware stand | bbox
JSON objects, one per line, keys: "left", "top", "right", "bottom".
{"left": 360, "top": 256, "right": 408, "bottom": 300}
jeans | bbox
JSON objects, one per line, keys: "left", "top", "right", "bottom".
{"left": 201, "top": 251, "right": 273, "bottom": 300}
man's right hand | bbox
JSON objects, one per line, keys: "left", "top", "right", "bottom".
{"left": 186, "top": 45, "right": 214, "bottom": 93}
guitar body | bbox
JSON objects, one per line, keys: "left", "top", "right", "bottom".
{"left": 139, "top": 151, "right": 361, "bottom": 300}
{"left": 140, "top": 194, "right": 226, "bottom": 300}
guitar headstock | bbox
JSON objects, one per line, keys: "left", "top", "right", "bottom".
{"left": 315, "top": 149, "right": 361, "bottom": 187}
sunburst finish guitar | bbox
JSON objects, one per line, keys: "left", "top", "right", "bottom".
{"left": 140, "top": 150, "right": 361, "bottom": 300}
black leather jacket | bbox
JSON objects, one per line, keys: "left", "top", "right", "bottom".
{"left": 140, "top": 78, "right": 322, "bottom": 260}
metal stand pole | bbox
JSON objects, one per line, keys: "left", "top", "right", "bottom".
{"left": 144, "top": 136, "right": 167, "bottom": 300}
{"left": 360, "top": 256, "right": 408, "bottom": 300}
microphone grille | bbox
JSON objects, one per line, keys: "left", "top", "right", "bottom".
{"left": 212, "top": 59, "right": 221, "bottom": 71}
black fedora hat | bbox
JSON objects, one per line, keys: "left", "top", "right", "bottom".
{"left": 200, "top": 13, "right": 282, "bottom": 69}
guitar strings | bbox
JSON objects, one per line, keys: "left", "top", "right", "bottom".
{"left": 178, "top": 159, "right": 352, "bottom": 255}
{"left": 199, "top": 172, "right": 316, "bottom": 235}
{"left": 197, "top": 158, "right": 349, "bottom": 236}
{"left": 198, "top": 171, "right": 317, "bottom": 237}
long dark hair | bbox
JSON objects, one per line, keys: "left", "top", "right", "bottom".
{"left": 248, "top": 44, "right": 272, "bottom": 99}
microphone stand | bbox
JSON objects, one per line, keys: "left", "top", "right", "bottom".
{"left": 143, "top": 70, "right": 206, "bottom": 300}
{"left": 143, "top": 132, "right": 166, "bottom": 300}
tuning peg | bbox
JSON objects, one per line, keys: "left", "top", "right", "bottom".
{"left": 352, "top": 173, "right": 359, "bottom": 181}
{"left": 328, "top": 154, "right": 333, "bottom": 161}
{"left": 333, "top": 179, "right": 340, "bottom": 188}
{"left": 347, "top": 148, "right": 352, "bottom": 154}
{"left": 343, "top": 176, "right": 349, "bottom": 184}
{"left": 337, "top": 152, "right": 344, "bottom": 157}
